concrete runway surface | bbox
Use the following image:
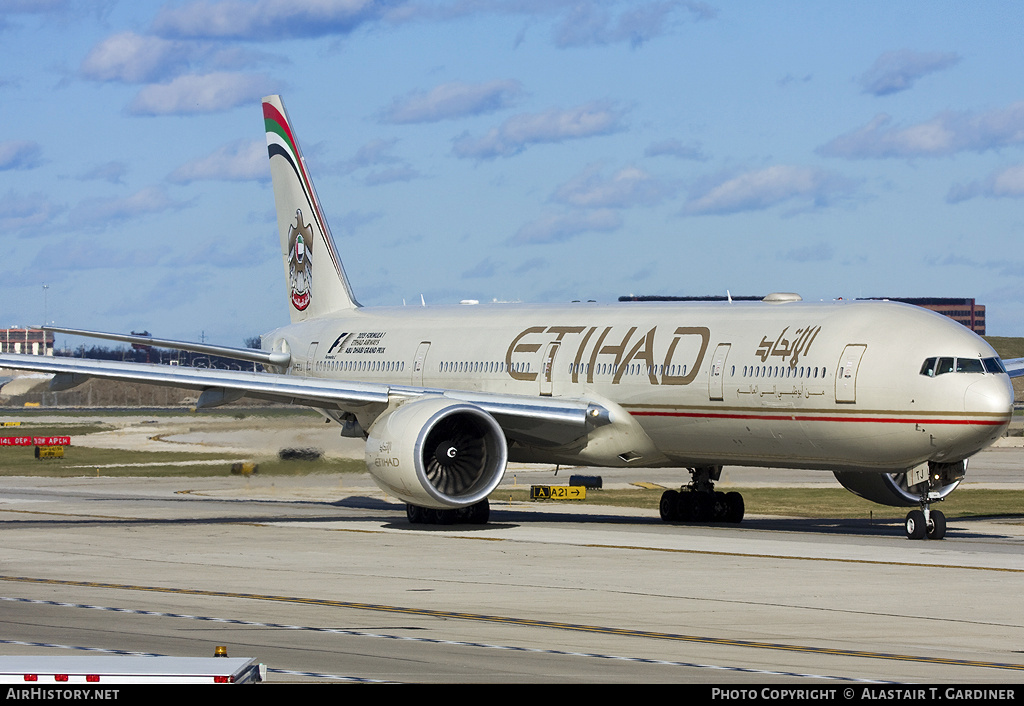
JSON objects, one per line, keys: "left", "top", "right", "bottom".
{"left": 0, "top": 412, "right": 1022, "bottom": 683}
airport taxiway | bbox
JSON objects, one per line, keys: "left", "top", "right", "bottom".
{"left": 0, "top": 412, "right": 1022, "bottom": 683}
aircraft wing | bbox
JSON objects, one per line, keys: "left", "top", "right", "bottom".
{"left": 43, "top": 326, "right": 290, "bottom": 368}
{"left": 1002, "top": 357, "right": 1024, "bottom": 378}
{"left": 0, "top": 353, "right": 608, "bottom": 447}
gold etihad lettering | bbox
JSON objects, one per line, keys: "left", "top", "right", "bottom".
{"left": 506, "top": 326, "right": 546, "bottom": 381}
{"left": 505, "top": 325, "right": 710, "bottom": 386}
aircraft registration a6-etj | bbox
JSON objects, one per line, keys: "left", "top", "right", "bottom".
{"left": 2, "top": 95, "right": 1021, "bottom": 540}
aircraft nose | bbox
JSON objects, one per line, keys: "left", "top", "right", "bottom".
{"left": 964, "top": 375, "right": 1014, "bottom": 427}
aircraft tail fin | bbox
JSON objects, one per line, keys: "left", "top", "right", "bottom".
{"left": 263, "top": 95, "right": 360, "bottom": 322}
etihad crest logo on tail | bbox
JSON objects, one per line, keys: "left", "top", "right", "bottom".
{"left": 288, "top": 209, "right": 313, "bottom": 311}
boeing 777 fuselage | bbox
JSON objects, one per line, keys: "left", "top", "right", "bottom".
{"left": 0, "top": 95, "right": 1016, "bottom": 541}
{"left": 271, "top": 297, "right": 1011, "bottom": 473}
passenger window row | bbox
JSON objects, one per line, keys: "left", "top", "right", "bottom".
{"left": 316, "top": 359, "right": 405, "bottom": 373}
{"left": 741, "top": 365, "right": 824, "bottom": 379}
{"left": 441, "top": 361, "right": 513, "bottom": 374}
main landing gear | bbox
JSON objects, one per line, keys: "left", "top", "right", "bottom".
{"left": 659, "top": 466, "right": 744, "bottom": 524}
{"left": 406, "top": 498, "right": 490, "bottom": 525}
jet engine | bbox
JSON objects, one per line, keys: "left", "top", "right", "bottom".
{"left": 833, "top": 461, "right": 965, "bottom": 507}
{"left": 364, "top": 397, "right": 508, "bottom": 509}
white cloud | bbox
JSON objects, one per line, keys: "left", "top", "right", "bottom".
{"left": 384, "top": 1, "right": 715, "bottom": 49}
{"left": 77, "top": 161, "right": 128, "bottom": 185}
{"left": 128, "top": 72, "right": 278, "bottom": 115}
{"left": 684, "top": 165, "right": 854, "bottom": 216}
{"left": 169, "top": 238, "right": 274, "bottom": 269}
{"left": 452, "top": 102, "right": 627, "bottom": 159}
{"left": 343, "top": 138, "right": 402, "bottom": 171}
{"left": 0, "top": 0, "right": 107, "bottom": 20}
{"left": 169, "top": 139, "right": 268, "bottom": 183}
{"left": 947, "top": 164, "right": 1024, "bottom": 203}
{"left": 30, "top": 238, "right": 170, "bottom": 271}
{"left": 333, "top": 210, "right": 383, "bottom": 238}
{"left": 510, "top": 209, "right": 622, "bottom": 244}
{"left": 859, "top": 50, "right": 960, "bottom": 96}
{"left": 381, "top": 80, "right": 523, "bottom": 124}
{"left": 553, "top": 1, "right": 682, "bottom": 48}
{"left": 0, "top": 140, "right": 42, "bottom": 171}
{"left": 990, "top": 165, "right": 1024, "bottom": 197}
{"left": 462, "top": 257, "right": 499, "bottom": 279}
{"left": 151, "top": 0, "right": 386, "bottom": 40}
{"left": 0, "top": 191, "right": 61, "bottom": 233}
{"left": 68, "top": 187, "right": 187, "bottom": 227}
{"left": 80, "top": 31, "right": 282, "bottom": 84}
{"left": 645, "top": 138, "right": 707, "bottom": 161}
{"left": 80, "top": 31, "right": 193, "bottom": 84}
{"left": 819, "top": 102, "right": 1024, "bottom": 159}
{"left": 553, "top": 164, "right": 674, "bottom": 208}
{"left": 338, "top": 139, "right": 421, "bottom": 185}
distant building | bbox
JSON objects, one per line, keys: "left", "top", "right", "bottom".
{"left": 619, "top": 295, "right": 987, "bottom": 335}
{"left": 859, "top": 298, "right": 985, "bottom": 335}
{"left": 0, "top": 329, "right": 54, "bottom": 356}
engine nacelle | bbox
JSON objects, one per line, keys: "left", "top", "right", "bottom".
{"left": 365, "top": 398, "right": 508, "bottom": 509}
{"left": 833, "top": 461, "right": 965, "bottom": 507}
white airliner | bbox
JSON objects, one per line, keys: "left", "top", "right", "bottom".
{"left": 2, "top": 95, "right": 1020, "bottom": 540}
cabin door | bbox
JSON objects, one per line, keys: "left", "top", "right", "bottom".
{"left": 540, "top": 341, "right": 561, "bottom": 396}
{"left": 305, "top": 341, "right": 319, "bottom": 375}
{"left": 708, "top": 343, "right": 731, "bottom": 401}
{"left": 835, "top": 344, "right": 867, "bottom": 403}
{"left": 412, "top": 341, "right": 430, "bottom": 386}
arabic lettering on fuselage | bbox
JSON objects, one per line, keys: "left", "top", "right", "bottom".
{"left": 755, "top": 326, "right": 821, "bottom": 367}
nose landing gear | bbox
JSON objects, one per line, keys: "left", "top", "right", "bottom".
{"left": 904, "top": 506, "right": 946, "bottom": 540}
{"left": 903, "top": 461, "right": 963, "bottom": 540}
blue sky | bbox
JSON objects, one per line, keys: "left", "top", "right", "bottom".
{"left": 3, "top": 1, "right": 1024, "bottom": 349}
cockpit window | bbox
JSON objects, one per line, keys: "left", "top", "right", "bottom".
{"left": 920, "top": 357, "right": 936, "bottom": 377}
{"left": 920, "top": 356, "right": 1005, "bottom": 376}
{"left": 956, "top": 358, "right": 984, "bottom": 374}
{"left": 984, "top": 357, "right": 1007, "bottom": 374}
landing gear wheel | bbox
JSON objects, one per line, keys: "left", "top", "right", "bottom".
{"left": 407, "top": 504, "right": 426, "bottom": 524}
{"left": 692, "top": 492, "right": 714, "bottom": 523}
{"left": 712, "top": 491, "right": 727, "bottom": 522}
{"left": 676, "top": 491, "right": 695, "bottom": 521}
{"left": 466, "top": 498, "right": 490, "bottom": 524}
{"left": 430, "top": 508, "right": 457, "bottom": 524}
{"left": 905, "top": 509, "right": 926, "bottom": 540}
{"left": 660, "top": 490, "right": 680, "bottom": 521}
{"left": 927, "top": 509, "right": 946, "bottom": 540}
{"left": 724, "top": 492, "right": 745, "bottom": 523}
